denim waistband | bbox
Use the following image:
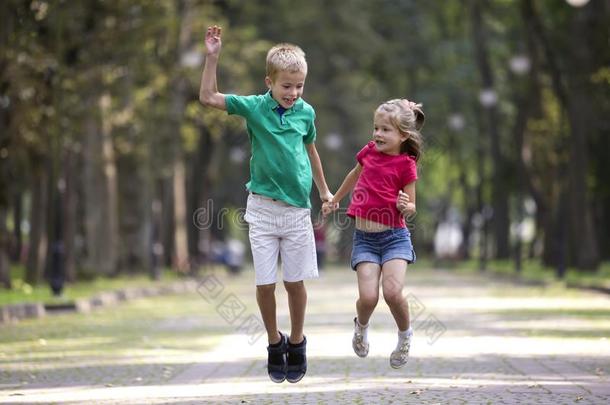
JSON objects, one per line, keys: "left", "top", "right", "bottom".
{"left": 354, "top": 227, "right": 408, "bottom": 241}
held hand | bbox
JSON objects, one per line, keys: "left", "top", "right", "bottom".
{"left": 205, "top": 25, "right": 222, "bottom": 56}
{"left": 397, "top": 190, "right": 416, "bottom": 216}
{"left": 396, "top": 190, "right": 409, "bottom": 212}
{"left": 320, "top": 191, "right": 334, "bottom": 204}
{"left": 322, "top": 200, "right": 339, "bottom": 217}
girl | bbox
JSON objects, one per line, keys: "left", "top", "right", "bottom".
{"left": 324, "top": 99, "right": 423, "bottom": 368}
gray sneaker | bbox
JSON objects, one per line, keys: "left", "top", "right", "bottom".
{"left": 352, "top": 317, "right": 369, "bottom": 358}
{"left": 390, "top": 329, "right": 413, "bottom": 369}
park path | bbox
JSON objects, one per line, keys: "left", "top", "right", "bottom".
{"left": 1, "top": 267, "right": 609, "bottom": 404}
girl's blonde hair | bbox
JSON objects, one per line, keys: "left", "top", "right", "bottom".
{"left": 266, "top": 43, "right": 307, "bottom": 80}
{"left": 375, "top": 99, "right": 425, "bottom": 161}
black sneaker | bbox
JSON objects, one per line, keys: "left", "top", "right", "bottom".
{"left": 267, "top": 331, "right": 288, "bottom": 383}
{"left": 286, "top": 336, "right": 307, "bottom": 383}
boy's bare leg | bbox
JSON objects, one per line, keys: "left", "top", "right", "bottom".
{"left": 355, "top": 262, "right": 381, "bottom": 325}
{"left": 256, "top": 283, "right": 281, "bottom": 344}
{"left": 283, "top": 280, "right": 306, "bottom": 344}
{"left": 381, "top": 259, "right": 410, "bottom": 331}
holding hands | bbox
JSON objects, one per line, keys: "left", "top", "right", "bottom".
{"left": 322, "top": 199, "right": 339, "bottom": 217}
{"left": 322, "top": 190, "right": 415, "bottom": 218}
{"left": 320, "top": 191, "right": 334, "bottom": 205}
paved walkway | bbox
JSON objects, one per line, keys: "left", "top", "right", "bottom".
{"left": 1, "top": 267, "right": 609, "bottom": 404}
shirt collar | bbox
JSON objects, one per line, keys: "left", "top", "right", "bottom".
{"left": 264, "top": 91, "right": 303, "bottom": 112}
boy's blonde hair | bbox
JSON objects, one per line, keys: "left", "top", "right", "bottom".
{"left": 266, "top": 43, "right": 307, "bottom": 80}
{"left": 376, "top": 99, "right": 425, "bottom": 161}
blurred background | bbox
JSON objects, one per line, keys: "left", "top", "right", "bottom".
{"left": 0, "top": 0, "right": 608, "bottom": 296}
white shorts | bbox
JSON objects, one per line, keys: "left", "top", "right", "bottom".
{"left": 244, "top": 193, "right": 318, "bottom": 285}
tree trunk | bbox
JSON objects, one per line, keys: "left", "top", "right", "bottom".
{"left": 83, "top": 94, "right": 119, "bottom": 276}
{"left": 167, "top": 0, "right": 194, "bottom": 273}
{"left": 470, "top": 0, "right": 510, "bottom": 259}
{"left": 172, "top": 158, "right": 189, "bottom": 272}
{"left": 458, "top": 170, "right": 475, "bottom": 260}
{"left": 11, "top": 191, "right": 22, "bottom": 262}
{"left": 566, "top": 92, "right": 599, "bottom": 270}
{"left": 522, "top": 0, "right": 599, "bottom": 270}
{"left": 25, "top": 170, "right": 48, "bottom": 285}
{"left": 116, "top": 74, "right": 151, "bottom": 276}
{"left": 118, "top": 154, "right": 152, "bottom": 275}
{"left": 161, "top": 177, "right": 175, "bottom": 269}
{"left": 474, "top": 102, "right": 488, "bottom": 271}
{"left": 0, "top": 208, "right": 11, "bottom": 289}
{"left": 0, "top": 2, "right": 12, "bottom": 288}
{"left": 100, "top": 95, "right": 120, "bottom": 275}
{"left": 563, "top": 4, "right": 600, "bottom": 269}
{"left": 190, "top": 124, "right": 215, "bottom": 269}
{"left": 62, "top": 148, "right": 77, "bottom": 282}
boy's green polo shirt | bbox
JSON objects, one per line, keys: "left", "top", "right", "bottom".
{"left": 225, "top": 91, "right": 316, "bottom": 209}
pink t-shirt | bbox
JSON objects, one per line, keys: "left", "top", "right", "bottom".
{"left": 347, "top": 141, "right": 418, "bottom": 228}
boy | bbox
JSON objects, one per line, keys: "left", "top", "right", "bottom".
{"left": 199, "top": 25, "right": 332, "bottom": 383}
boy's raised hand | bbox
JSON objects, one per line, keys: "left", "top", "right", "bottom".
{"left": 205, "top": 25, "right": 222, "bottom": 56}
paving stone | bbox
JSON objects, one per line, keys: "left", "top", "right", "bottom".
{"left": 0, "top": 268, "right": 609, "bottom": 404}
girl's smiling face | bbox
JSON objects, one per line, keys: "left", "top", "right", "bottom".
{"left": 373, "top": 112, "right": 408, "bottom": 155}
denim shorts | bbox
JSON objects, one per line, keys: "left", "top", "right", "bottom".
{"left": 351, "top": 227, "right": 416, "bottom": 270}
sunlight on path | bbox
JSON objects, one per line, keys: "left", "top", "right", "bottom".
{"left": 1, "top": 269, "right": 609, "bottom": 404}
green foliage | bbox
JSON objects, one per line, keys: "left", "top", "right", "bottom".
{"left": 1, "top": 0, "right": 608, "bottom": 286}
{"left": 0, "top": 264, "right": 181, "bottom": 306}
{"left": 454, "top": 258, "right": 610, "bottom": 290}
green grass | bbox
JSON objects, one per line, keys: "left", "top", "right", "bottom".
{"left": 0, "top": 269, "right": 258, "bottom": 388}
{"left": 486, "top": 308, "right": 610, "bottom": 319}
{"left": 0, "top": 293, "right": 228, "bottom": 387}
{"left": 445, "top": 258, "right": 610, "bottom": 289}
{"left": 5, "top": 257, "right": 609, "bottom": 307}
{"left": 1, "top": 266, "right": 184, "bottom": 306}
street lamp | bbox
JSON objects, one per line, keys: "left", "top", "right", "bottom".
{"left": 509, "top": 55, "right": 531, "bottom": 76}
{"left": 448, "top": 113, "right": 465, "bottom": 132}
{"left": 324, "top": 132, "right": 343, "bottom": 151}
{"left": 565, "top": 0, "right": 590, "bottom": 7}
{"left": 229, "top": 147, "right": 246, "bottom": 163}
{"left": 181, "top": 48, "right": 203, "bottom": 68}
{"left": 478, "top": 88, "right": 498, "bottom": 108}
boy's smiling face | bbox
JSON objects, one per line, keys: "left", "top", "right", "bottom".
{"left": 265, "top": 70, "right": 306, "bottom": 109}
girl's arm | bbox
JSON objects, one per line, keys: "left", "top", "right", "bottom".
{"left": 305, "top": 143, "right": 333, "bottom": 202}
{"left": 397, "top": 181, "right": 416, "bottom": 217}
{"left": 332, "top": 163, "right": 363, "bottom": 205}
{"left": 199, "top": 25, "right": 226, "bottom": 110}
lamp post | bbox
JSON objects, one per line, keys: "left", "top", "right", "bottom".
{"left": 447, "top": 113, "right": 467, "bottom": 260}
{"left": 474, "top": 88, "right": 497, "bottom": 271}
{"left": 508, "top": 54, "right": 531, "bottom": 274}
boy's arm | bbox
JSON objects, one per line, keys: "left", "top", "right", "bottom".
{"left": 199, "top": 25, "right": 226, "bottom": 110}
{"left": 306, "top": 143, "right": 333, "bottom": 202}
